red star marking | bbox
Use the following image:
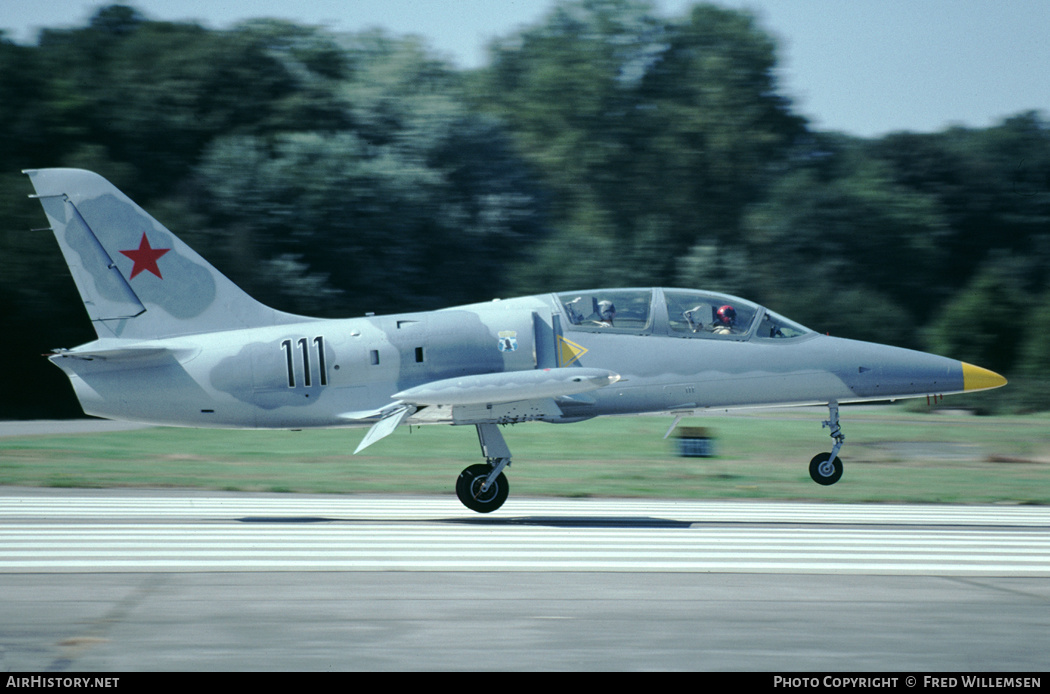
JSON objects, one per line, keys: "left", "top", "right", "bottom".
{"left": 120, "top": 233, "right": 171, "bottom": 279}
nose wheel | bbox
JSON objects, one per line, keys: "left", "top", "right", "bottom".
{"left": 810, "top": 402, "right": 845, "bottom": 485}
{"left": 809, "top": 452, "right": 843, "bottom": 485}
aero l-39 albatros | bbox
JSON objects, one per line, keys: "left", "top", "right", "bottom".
{"left": 25, "top": 168, "right": 1007, "bottom": 512}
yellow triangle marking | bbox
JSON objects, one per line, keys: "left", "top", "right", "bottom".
{"left": 558, "top": 336, "right": 588, "bottom": 366}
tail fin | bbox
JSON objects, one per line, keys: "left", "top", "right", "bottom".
{"left": 25, "top": 168, "right": 300, "bottom": 339}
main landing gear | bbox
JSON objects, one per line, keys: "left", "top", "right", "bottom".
{"left": 809, "top": 402, "right": 845, "bottom": 486}
{"left": 454, "top": 405, "right": 849, "bottom": 510}
{"left": 455, "top": 423, "right": 512, "bottom": 513}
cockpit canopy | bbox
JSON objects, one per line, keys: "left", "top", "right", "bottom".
{"left": 557, "top": 288, "right": 812, "bottom": 341}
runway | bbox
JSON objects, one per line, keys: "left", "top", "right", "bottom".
{"left": 3, "top": 490, "right": 1050, "bottom": 574}
{"left": 2, "top": 489, "right": 1049, "bottom": 670}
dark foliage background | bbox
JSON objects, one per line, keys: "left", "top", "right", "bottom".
{"left": 2, "top": 2, "right": 1047, "bottom": 417}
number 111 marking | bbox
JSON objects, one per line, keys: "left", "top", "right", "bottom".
{"left": 281, "top": 336, "right": 327, "bottom": 388}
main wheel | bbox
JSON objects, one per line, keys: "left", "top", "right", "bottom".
{"left": 456, "top": 463, "right": 509, "bottom": 513}
{"left": 809, "top": 452, "right": 843, "bottom": 486}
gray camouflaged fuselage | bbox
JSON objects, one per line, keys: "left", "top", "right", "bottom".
{"left": 24, "top": 169, "right": 997, "bottom": 434}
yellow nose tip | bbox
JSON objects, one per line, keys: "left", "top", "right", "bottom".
{"left": 962, "top": 363, "right": 1008, "bottom": 392}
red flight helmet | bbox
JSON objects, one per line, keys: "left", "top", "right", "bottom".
{"left": 716, "top": 305, "right": 737, "bottom": 326}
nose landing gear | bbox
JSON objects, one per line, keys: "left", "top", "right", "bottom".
{"left": 810, "top": 402, "right": 845, "bottom": 485}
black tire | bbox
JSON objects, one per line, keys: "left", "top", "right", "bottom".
{"left": 809, "top": 452, "right": 843, "bottom": 486}
{"left": 456, "top": 463, "right": 509, "bottom": 513}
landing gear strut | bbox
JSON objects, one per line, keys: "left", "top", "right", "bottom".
{"left": 809, "top": 402, "right": 845, "bottom": 486}
{"left": 455, "top": 423, "right": 512, "bottom": 513}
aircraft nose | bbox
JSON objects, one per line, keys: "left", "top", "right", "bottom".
{"left": 962, "top": 363, "right": 1008, "bottom": 392}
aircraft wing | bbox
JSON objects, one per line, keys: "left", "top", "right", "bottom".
{"left": 349, "top": 368, "right": 620, "bottom": 453}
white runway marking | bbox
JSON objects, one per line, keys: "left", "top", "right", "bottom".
{"left": 3, "top": 494, "right": 1049, "bottom": 575}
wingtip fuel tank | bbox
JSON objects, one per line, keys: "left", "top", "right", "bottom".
{"left": 393, "top": 367, "right": 620, "bottom": 406}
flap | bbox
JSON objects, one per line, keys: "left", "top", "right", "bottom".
{"left": 352, "top": 405, "right": 415, "bottom": 454}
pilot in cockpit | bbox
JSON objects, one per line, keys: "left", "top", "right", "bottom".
{"left": 593, "top": 300, "right": 616, "bottom": 327}
{"left": 563, "top": 296, "right": 616, "bottom": 326}
{"left": 712, "top": 304, "right": 737, "bottom": 334}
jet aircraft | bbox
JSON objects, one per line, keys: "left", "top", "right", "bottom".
{"left": 25, "top": 168, "right": 1007, "bottom": 512}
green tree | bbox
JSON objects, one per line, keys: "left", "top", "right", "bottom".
{"left": 924, "top": 261, "right": 1028, "bottom": 373}
{"left": 871, "top": 114, "right": 1050, "bottom": 295}
{"left": 1017, "top": 290, "right": 1050, "bottom": 377}
{"left": 741, "top": 137, "right": 950, "bottom": 342}
{"left": 476, "top": 0, "right": 804, "bottom": 291}
{"left": 193, "top": 34, "right": 547, "bottom": 316}
{"left": 31, "top": 8, "right": 352, "bottom": 199}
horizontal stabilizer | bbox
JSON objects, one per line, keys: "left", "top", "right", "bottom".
{"left": 393, "top": 367, "right": 620, "bottom": 406}
{"left": 49, "top": 343, "right": 199, "bottom": 363}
